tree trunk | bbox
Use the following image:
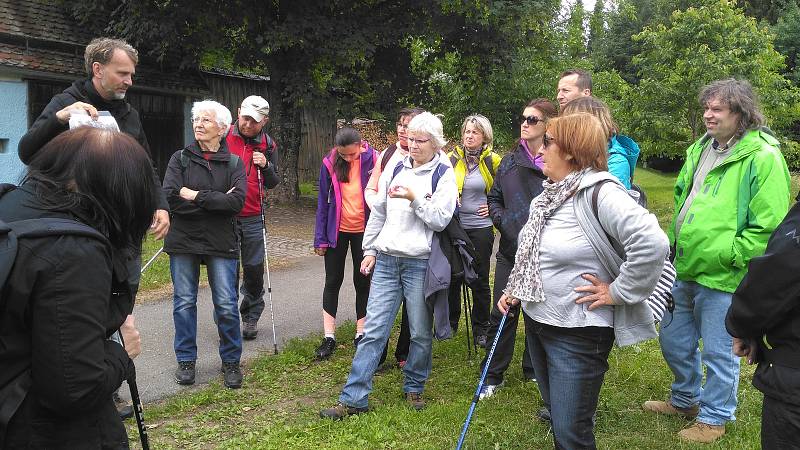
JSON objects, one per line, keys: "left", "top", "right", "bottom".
{"left": 266, "top": 63, "right": 301, "bottom": 204}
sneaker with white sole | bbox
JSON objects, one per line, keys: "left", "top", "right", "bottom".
{"left": 478, "top": 382, "right": 503, "bottom": 400}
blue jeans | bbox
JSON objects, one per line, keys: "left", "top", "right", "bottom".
{"left": 236, "top": 216, "right": 266, "bottom": 323}
{"left": 339, "top": 253, "right": 432, "bottom": 409}
{"left": 659, "top": 280, "right": 739, "bottom": 425}
{"left": 171, "top": 254, "right": 243, "bottom": 363}
{"left": 525, "top": 317, "right": 614, "bottom": 450}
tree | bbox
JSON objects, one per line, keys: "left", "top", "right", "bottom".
{"left": 566, "top": 0, "right": 587, "bottom": 60}
{"left": 588, "top": 0, "right": 606, "bottom": 54}
{"left": 629, "top": 0, "right": 800, "bottom": 159}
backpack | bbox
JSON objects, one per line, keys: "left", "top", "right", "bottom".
{"left": 380, "top": 144, "right": 398, "bottom": 172}
{"left": 449, "top": 151, "right": 496, "bottom": 178}
{"left": 0, "top": 214, "right": 109, "bottom": 441}
{"left": 590, "top": 179, "right": 675, "bottom": 321}
{"left": 390, "top": 161, "right": 478, "bottom": 284}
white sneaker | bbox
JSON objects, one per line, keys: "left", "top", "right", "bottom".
{"left": 478, "top": 383, "right": 503, "bottom": 400}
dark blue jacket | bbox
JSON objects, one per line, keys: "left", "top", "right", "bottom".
{"left": 487, "top": 144, "right": 546, "bottom": 260}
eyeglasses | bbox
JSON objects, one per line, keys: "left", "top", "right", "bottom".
{"left": 191, "top": 117, "right": 217, "bottom": 126}
{"left": 543, "top": 134, "right": 555, "bottom": 148}
{"left": 521, "top": 115, "right": 544, "bottom": 126}
{"left": 407, "top": 137, "right": 430, "bottom": 145}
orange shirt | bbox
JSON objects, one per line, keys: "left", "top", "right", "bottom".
{"left": 339, "top": 157, "right": 365, "bottom": 232}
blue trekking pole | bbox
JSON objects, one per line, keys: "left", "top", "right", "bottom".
{"left": 456, "top": 310, "right": 509, "bottom": 450}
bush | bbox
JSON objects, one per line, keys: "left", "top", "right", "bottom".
{"left": 781, "top": 139, "right": 800, "bottom": 171}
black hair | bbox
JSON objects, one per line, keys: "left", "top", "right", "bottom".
{"left": 332, "top": 127, "right": 361, "bottom": 183}
{"left": 24, "top": 127, "right": 158, "bottom": 249}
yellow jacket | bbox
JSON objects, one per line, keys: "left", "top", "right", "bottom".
{"left": 447, "top": 145, "right": 502, "bottom": 195}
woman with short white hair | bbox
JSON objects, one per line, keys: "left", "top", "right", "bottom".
{"left": 162, "top": 100, "right": 246, "bottom": 389}
{"left": 320, "top": 112, "right": 458, "bottom": 418}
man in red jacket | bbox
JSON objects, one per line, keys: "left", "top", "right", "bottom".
{"left": 226, "top": 95, "right": 281, "bottom": 340}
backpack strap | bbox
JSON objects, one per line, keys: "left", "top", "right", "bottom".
{"left": 380, "top": 144, "right": 398, "bottom": 172}
{"left": 485, "top": 153, "right": 495, "bottom": 178}
{"left": 8, "top": 218, "right": 108, "bottom": 243}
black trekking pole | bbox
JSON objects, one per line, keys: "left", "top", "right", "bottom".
{"left": 118, "top": 331, "right": 150, "bottom": 450}
{"left": 462, "top": 285, "right": 473, "bottom": 358}
{"left": 456, "top": 310, "right": 509, "bottom": 450}
{"left": 255, "top": 156, "right": 279, "bottom": 355}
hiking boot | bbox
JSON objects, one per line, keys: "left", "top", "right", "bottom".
{"left": 242, "top": 321, "right": 258, "bottom": 340}
{"left": 113, "top": 391, "right": 133, "bottom": 420}
{"left": 398, "top": 360, "right": 406, "bottom": 369}
{"left": 678, "top": 422, "right": 726, "bottom": 443}
{"left": 319, "top": 402, "right": 368, "bottom": 420}
{"left": 537, "top": 407, "right": 551, "bottom": 423}
{"left": 478, "top": 382, "right": 503, "bottom": 400}
{"left": 174, "top": 361, "right": 196, "bottom": 385}
{"left": 642, "top": 400, "right": 699, "bottom": 419}
{"left": 315, "top": 337, "right": 336, "bottom": 360}
{"left": 474, "top": 334, "right": 488, "bottom": 349}
{"left": 405, "top": 392, "right": 425, "bottom": 411}
{"left": 221, "top": 362, "right": 243, "bottom": 389}
{"left": 353, "top": 334, "right": 364, "bottom": 348}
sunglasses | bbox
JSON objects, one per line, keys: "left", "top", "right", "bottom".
{"left": 543, "top": 134, "right": 555, "bottom": 148}
{"left": 521, "top": 115, "right": 544, "bottom": 126}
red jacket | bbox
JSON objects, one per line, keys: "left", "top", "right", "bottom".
{"left": 225, "top": 124, "right": 280, "bottom": 217}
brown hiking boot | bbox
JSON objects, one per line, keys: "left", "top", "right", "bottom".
{"left": 405, "top": 392, "right": 425, "bottom": 411}
{"left": 642, "top": 400, "right": 699, "bottom": 419}
{"left": 678, "top": 422, "right": 726, "bottom": 443}
{"left": 319, "top": 402, "right": 368, "bottom": 420}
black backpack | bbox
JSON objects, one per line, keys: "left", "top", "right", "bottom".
{"left": 389, "top": 161, "right": 478, "bottom": 284}
{"left": 0, "top": 213, "right": 109, "bottom": 441}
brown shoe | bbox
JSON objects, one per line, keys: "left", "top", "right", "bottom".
{"left": 642, "top": 400, "right": 699, "bottom": 419}
{"left": 405, "top": 392, "right": 425, "bottom": 411}
{"left": 678, "top": 422, "right": 726, "bottom": 443}
{"left": 319, "top": 402, "right": 367, "bottom": 420}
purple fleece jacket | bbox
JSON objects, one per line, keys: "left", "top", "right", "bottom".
{"left": 314, "top": 141, "right": 377, "bottom": 248}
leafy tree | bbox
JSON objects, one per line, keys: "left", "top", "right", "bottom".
{"left": 566, "top": 0, "right": 587, "bottom": 60}
{"left": 773, "top": 3, "right": 800, "bottom": 83}
{"left": 738, "top": 0, "right": 798, "bottom": 23}
{"left": 588, "top": 0, "right": 606, "bottom": 54}
{"left": 629, "top": 0, "right": 800, "bottom": 159}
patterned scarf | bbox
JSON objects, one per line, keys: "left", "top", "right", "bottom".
{"left": 465, "top": 147, "right": 482, "bottom": 172}
{"left": 504, "top": 168, "right": 590, "bottom": 303}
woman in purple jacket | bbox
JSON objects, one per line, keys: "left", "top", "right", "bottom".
{"left": 313, "top": 128, "right": 377, "bottom": 360}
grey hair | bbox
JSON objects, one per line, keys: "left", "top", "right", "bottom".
{"left": 407, "top": 111, "right": 448, "bottom": 149}
{"left": 84, "top": 38, "right": 139, "bottom": 76}
{"left": 461, "top": 114, "right": 494, "bottom": 147}
{"left": 700, "top": 78, "right": 766, "bottom": 135}
{"left": 192, "top": 100, "right": 232, "bottom": 132}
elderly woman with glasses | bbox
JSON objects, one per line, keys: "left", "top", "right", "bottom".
{"left": 498, "top": 112, "right": 668, "bottom": 449}
{"left": 162, "top": 100, "right": 246, "bottom": 390}
{"left": 320, "top": 112, "right": 458, "bottom": 419}
{"left": 446, "top": 114, "right": 502, "bottom": 348}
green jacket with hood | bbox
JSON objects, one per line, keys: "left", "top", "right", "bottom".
{"left": 668, "top": 128, "right": 790, "bottom": 293}
{"left": 447, "top": 145, "right": 502, "bottom": 196}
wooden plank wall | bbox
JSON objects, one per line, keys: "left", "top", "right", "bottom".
{"left": 203, "top": 74, "right": 270, "bottom": 123}
{"left": 299, "top": 105, "right": 336, "bottom": 183}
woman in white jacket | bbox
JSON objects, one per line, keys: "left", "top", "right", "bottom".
{"left": 320, "top": 112, "right": 458, "bottom": 419}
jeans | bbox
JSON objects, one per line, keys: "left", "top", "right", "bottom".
{"left": 171, "top": 254, "right": 242, "bottom": 363}
{"left": 659, "top": 280, "right": 739, "bottom": 425}
{"left": 322, "top": 231, "right": 370, "bottom": 320}
{"left": 340, "top": 253, "right": 431, "bottom": 408}
{"left": 481, "top": 253, "right": 535, "bottom": 385}
{"left": 236, "top": 216, "right": 266, "bottom": 323}
{"left": 526, "top": 317, "right": 614, "bottom": 450}
{"left": 448, "top": 226, "right": 494, "bottom": 336}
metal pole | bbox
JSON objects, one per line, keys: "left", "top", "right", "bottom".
{"left": 140, "top": 246, "right": 164, "bottom": 274}
{"left": 255, "top": 162, "right": 279, "bottom": 355}
{"left": 117, "top": 333, "right": 149, "bottom": 450}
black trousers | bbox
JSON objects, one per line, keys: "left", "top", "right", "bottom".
{"left": 448, "top": 226, "right": 494, "bottom": 336}
{"left": 322, "top": 231, "right": 370, "bottom": 320}
{"left": 379, "top": 302, "right": 410, "bottom": 364}
{"left": 762, "top": 393, "right": 800, "bottom": 449}
{"left": 480, "top": 252, "right": 535, "bottom": 385}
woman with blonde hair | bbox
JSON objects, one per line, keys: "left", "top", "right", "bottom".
{"left": 498, "top": 112, "right": 668, "bottom": 448}
{"left": 447, "top": 114, "right": 502, "bottom": 347}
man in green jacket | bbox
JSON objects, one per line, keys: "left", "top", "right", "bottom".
{"left": 643, "top": 79, "right": 790, "bottom": 443}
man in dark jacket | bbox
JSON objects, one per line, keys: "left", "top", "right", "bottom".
{"left": 226, "top": 95, "right": 280, "bottom": 340}
{"left": 726, "top": 200, "right": 800, "bottom": 450}
{"left": 18, "top": 37, "right": 170, "bottom": 247}
{"left": 17, "top": 36, "right": 169, "bottom": 419}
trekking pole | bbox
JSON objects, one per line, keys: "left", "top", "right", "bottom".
{"left": 140, "top": 246, "right": 164, "bottom": 274}
{"left": 117, "top": 333, "right": 150, "bottom": 450}
{"left": 255, "top": 160, "right": 279, "bottom": 355}
{"left": 456, "top": 310, "right": 509, "bottom": 450}
{"left": 462, "top": 285, "right": 472, "bottom": 358}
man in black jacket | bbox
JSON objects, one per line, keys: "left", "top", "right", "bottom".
{"left": 726, "top": 200, "right": 800, "bottom": 450}
{"left": 18, "top": 37, "right": 170, "bottom": 244}
{"left": 18, "top": 37, "right": 169, "bottom": 419}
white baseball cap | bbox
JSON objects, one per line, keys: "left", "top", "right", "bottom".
{"left": 240, "top": 95, "right": 270, "bottom": 122}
